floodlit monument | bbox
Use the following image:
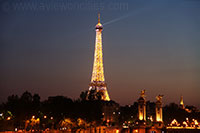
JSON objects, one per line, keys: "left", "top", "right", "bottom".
{"left": 88, "top": 13, "right": 110, "bottom": 101}
{"left": 155, "top": 95, "right": 163, "bottom": 123}
{"left": 138, "top": 90, "right": 146, "bottom": 122}
{"left": 155, "top": 95, "right": 164, "bottom": 129}
{"left": 133, "top": 91, "right": 165, "bottom": 133}
{"left": 86, "top": 14, "right": 119, "bottom": 125}
{"left": 133, "top": 90, "right": 146, "bottom": 133}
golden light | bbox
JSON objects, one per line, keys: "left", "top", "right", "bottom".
{"left": 167, "top": 118, "right": 200, "bottom": 129}
{"left": 194, "top": 119, "right": 199, "bottom": 125}
{"left": 116, "top": 129, "right": 119, "bottom": 133}
{"left": 89, "top": 14, "right": 110, "bottom": 101}
{"left": 183, "top": 121, "right": 188, "bottom": 127}
{"left": 44, "top": 115, "right": 47, "bottom": 119}
{"left": 170, "top": 119, "right": 180, "bottom": 126}
{"left": 7, "top": 117, "right": 11, "bottom": 120}
{"left": 36, "top": 118, "right": 40, "bottom": 124}
{"left": 32, "top": 115, "right": 35, "bottom": 119}
{"left": 149, "top": 116, "right": 153, "bottom": 122}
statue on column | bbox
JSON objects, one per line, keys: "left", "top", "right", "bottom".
{"left": 140, "top": 90, "right": 146, "bottom": 98}
{"left": 156, "top": 95, "right": 163, "bottom": 102}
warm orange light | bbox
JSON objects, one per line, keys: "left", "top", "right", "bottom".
{"left": 89, "top": 14, "right": 110, "bottom": 101}
{"left": 149, "top": 116, "right": 153, "bottom": 121}
{"left": 7, "top": 117, "right": 11, "bottom": 120}
{"left": 194, "top": 119, "right": 199, "bottom": 125}
{"left": 91, "top": 16, "right": 105, "bottom": 82}
{"left": 170, "top": 119, "right": 180, "bottom": 126}
{"left": 116, "top": 129, "right": 119, "bottom": 133}
{"left": 183, "top": 121, "right": 188, "bottom": 127}
{"left": 44, "top": 115, "right": 47, "bottom": 119}
{"left": 167, "top": 118, "right": 200, "bottom": 129}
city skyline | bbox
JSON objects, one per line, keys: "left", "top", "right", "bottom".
{"left": 0, "top": 0, "right": 200, "bottom": 108}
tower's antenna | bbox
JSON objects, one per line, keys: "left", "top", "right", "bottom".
{"left": 98, "top": 13, "right": 100, "bottom": 23}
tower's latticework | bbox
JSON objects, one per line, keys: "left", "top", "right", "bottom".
{"left": 89, "top": 14, "right": 110, "bottom": 101}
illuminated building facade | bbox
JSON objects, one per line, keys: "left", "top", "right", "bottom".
{"left": 88, "top": 14, "right": 110, "bottom": 101}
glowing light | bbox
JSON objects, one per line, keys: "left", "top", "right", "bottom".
{"left": 149, "top": 116, "right": 153, "bottom": 122}
{"left": 167, "top": 118, "right": 200, "bottom": 129}
{"left": 139, "top": 112, "right": 143, "bottom": 121}
{"left": 7, "top": 117, "right": 11, "bottom": 120}
{"left": 116, "top": 129, "right": 119, "bottom": 133}
{"left": 32, "top": 115, "right": 35, "bottom": 119}
{"left": 91, "top": 28, "right": 105, "bottom": 82}
{"left": 170, "top": 119, "right": 180, "bottom": 126}
{"left": 167, "top": 127, "right": 200, "bottom": 129}
{"left": 155, "top": 95, "right": 163, "bottom": 122}
{"left": 89, "top": 14, "right": 110, "bottom": 101}
{"left": 44, "top": 115, "right": 47, "bottom": 119}
{"left": 50, "top": 117, "right": 53, "bottom": 120}
{"left": 183, "top": 121, "right": 188, "bottom": 127}
{"left": 36, "top": 118, "right": 40, "bottom": 123}
{"left": 138, "top": 90, "right": 146, "bottom": 121}
{"left": 180, "top": 96, "right": 184, "bottom": 107}
{"left": 194, "top": 119, "right": 199, "bottom": 125}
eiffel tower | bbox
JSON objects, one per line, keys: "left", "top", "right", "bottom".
{"left": 88, "top": 14, "right": 110, "bottom": 101}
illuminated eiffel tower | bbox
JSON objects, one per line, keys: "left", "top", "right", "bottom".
{"left": 88, "top": 14, "right": 110, "bottom": 101}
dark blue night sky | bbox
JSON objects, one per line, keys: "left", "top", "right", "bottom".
{"left": 0, "top": 0, "right": 200, "bottom": 107}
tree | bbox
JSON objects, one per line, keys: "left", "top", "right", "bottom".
{"left": 80, "top": 91, "right": 88, "bottom": 101}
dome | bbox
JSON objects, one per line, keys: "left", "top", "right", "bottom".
{"left": 96, "top": 22, "right": 103, "bottom": 29}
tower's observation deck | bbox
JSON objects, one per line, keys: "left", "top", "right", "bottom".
{"left": 89, "top": 14, "right": 110, "bottom": 101}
